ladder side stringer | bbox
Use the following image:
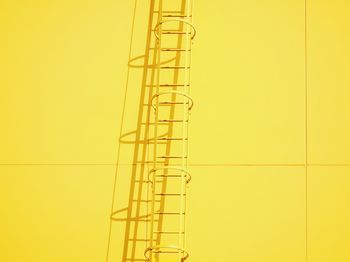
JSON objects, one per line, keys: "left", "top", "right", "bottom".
{"left": 146, "top": 0, "right": 195, "bottom": 261}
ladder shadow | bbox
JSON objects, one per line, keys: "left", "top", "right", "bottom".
{"left": 105, "top": 0, "right": 169, "bottom": 261}
{"left": 106, "top": 0, "right": 189, "bottom": 261}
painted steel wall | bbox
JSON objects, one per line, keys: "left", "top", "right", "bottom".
{"left": 1, "top": 0, "right": 349, "bottom": 261}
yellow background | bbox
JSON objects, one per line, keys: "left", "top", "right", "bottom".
{"left": 1, "top": 0, "right": 350, "bottom": 261}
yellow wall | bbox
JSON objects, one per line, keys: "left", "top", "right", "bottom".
{"left": 1, "top": 0, "right": 349, "bottom": 261}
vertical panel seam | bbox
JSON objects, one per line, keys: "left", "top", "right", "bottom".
{"left": 305, "top": 0, "right": 308, "bottom": 261}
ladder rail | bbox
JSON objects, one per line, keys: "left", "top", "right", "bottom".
{"left": 146, "top": 0, "right": 196, "bottom": 261}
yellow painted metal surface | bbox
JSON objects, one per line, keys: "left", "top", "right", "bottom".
{"left": 307, "top": 0, "right": 350, "bottom": 164}
{"left": 190, "top": 0, "right": 306, "bottom": 165}
{"left": 308, "top": 167, "right": 350, "bottom": 262}
{"left": 0, "top": 165, "right": 114, "bottom": 261}
{"left": 0, "top": 0, "right": 349, "bottom": 261}
{"left": 186, "top": 166, "right": 306, "bottom": 262}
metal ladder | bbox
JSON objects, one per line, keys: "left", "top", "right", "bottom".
{"left": 145, "top": 0, "right": 196, "bottom": 261}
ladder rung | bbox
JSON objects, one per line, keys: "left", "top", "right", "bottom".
{"left": 160, "top": 66, "right": 190, "bottom": 69}
{"left": 152, "top": 251, "right": 185, "bottom": 254}
{"left": 157, "top": 156, "right": 188, "bottom": 159}
{"left": 161, "top": 48, "right": 191, "bottom": 52}
{"left": 128, "top": 239, "right": 148, "bottom": 242}
{"left": 162, "top": 15, "right": 192, "bottom": 18}
{"left": 146, "top": 84, "right": 189, "bottom": 87}
{"left": 158, "top": 102, "right": 189, "bottom": 106}
{"left": 133, "top": 200, "right": 161, "bottom": 203}
{"left": 157, "top": 137, "right": 188, "bottom": 140}
{"left": 155, "top": 175, "right": 185, "bottom": 178}
{"left": 135, "top": 180, "right": 149, "bottom": 183}
{"left": 162, "top": 31, "right": 188, "bottom": 35}
{"left": 154, "top": 231, "right": 185, "bottom": 234}
{"left": 154, "top": 212, "right": 185, "bottom": 215}
{"left": 159, "top": 84, "right": 189, "bottom": 87}
{"left": 158, "top": 119, "right": 188, "bottom": 123}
